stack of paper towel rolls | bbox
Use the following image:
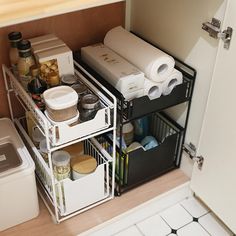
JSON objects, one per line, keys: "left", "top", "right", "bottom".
{"left": 104, "top": 26, "right": 183, "bottom": 98}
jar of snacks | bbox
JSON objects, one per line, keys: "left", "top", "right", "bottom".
{"left": 52, "top": 151, "right": 71, "bottom": 181}
{"left": 47, "top": 71, "right": 60, "bottom": 87}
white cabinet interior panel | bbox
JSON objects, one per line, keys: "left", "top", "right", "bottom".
{"left": 0, "top": 0, "right": 124, "bottom": 28}
{"left": 129, "top": 0, "right": 226, "bottom": 147}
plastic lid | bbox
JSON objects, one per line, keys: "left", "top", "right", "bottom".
{"left": 52, "top": 150, "right": 70, "bottom": 166}
{"left": 61, "top": 74, "right": 78, "bottom": 85}
{"left": 43, "top": 86, "right": 78, "bottom": 110}
{"left": 17, "top": 39, "right": 31, "bottom": 50}
{"left": 71, "top": 155, "right": 97, "bottom": 174}
{"left": 0, "top": 142, "right": 22, "bottom": 173}
{"left": 8, "top": 32, "right": 22, "bottom": 41}
{"left": 71, "top": 83, "right": 88, "bottom": 95}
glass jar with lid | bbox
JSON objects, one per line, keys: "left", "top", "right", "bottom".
{"left": 17, "top": 40, "right": 36, "bottom": 91}
{"left": 52, "top": 150, "right": 71, "bottom": 181}
{"left": 47, "top": 71, "right": 60, "bottom": 87}
{"left": 8, "top": 31, "right": 22, "bottom": 75}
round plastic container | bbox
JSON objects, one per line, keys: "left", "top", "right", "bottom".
{"left": 43, "top": 86, "right": 79, "bottom": 122}
{"left": 52, "top": 150, "right": 71, "bottom": 181}
{"left": 71, "top": 155, "right": 97, "bottom": 180}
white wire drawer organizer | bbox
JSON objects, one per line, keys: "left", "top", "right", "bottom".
{"left": 3, "top": 62, "right": 113, "bottom": 146}
{"left": 2, "top": 61, "right": 117, "bottom": 223}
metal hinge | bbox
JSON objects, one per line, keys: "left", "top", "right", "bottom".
{"left": 202, "top": 18, "right": 233, "bottom": 49}
{"left": 183, "top": 143, "right": 204, "bottom": 170}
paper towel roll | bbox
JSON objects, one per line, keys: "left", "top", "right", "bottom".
{"left": 162, "top": 69, "right": 183, "bottom": 95}
{"left": 144, "top": 78, "right": 163, "bottom": 100}
{"left": 104, "top": 26, "right": 175, "bottom": 82}
{"left": 81, "top": 43, "right": 145, "bottom": 95}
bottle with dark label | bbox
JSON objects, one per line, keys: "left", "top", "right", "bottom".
{"left": 8, "top": 31, "right": 22, "bottom": 75}
{"left": 17, "top": 40, "right": 36, "bottom": 91}
{"left": 28, "top": 65, "right": 47, "bottom": 111}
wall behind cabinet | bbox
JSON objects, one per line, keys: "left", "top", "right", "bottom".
{"left": 0, "top": 2, "right": 125, "bottom": 117}
{"left": 129, "top": 0, "right": 226, "bottom": 148}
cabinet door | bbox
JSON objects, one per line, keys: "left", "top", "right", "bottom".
{"left": 190, "top": 0, "right": 236, "bottom": 233}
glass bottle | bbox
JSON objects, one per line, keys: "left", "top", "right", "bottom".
{"left": 17, "top": 40, "right": 36, "bottom": 91}
{"left": 8, "top": 31, "right": 22, "bottom": 75}
{"left": 28, "top": 65, "right": 47, "bottom": 111}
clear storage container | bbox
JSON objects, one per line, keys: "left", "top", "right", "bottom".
{"left": 43, "top": 86, "right": 78, "bottom": 122}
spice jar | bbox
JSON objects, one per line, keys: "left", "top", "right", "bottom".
{"left": 8, "top": 31, "right": 22, "bottom": 75}
{"left": 71, "top": 83, "right": 88, "bottom": 100}
{"left": 81, "top": 94, "right": 100, "bottom": 110}
{"left": 28, "top": 65, "right": 47, "bottom": 111}
{"left": 79, "top": 94, "right": 100, "bottom": 122}
{"left": 47, "top": 71, "right": 60, "bottom": 87}
{"left": 52, "top": 150, "right": 71, "bottom": 181}
{"left": 61, "top": 74, "right": 78, "bottom": 86}
{"left": 17, "top": 40, "right": 36, "bottom": 91}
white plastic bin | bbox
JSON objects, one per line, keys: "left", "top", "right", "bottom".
{"left": 0, "top": 118, "right": 39, "bottom": 231}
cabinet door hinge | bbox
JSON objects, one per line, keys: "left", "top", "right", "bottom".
{"left": 183, "top": 143, "right": 204, "bottom": 170}
{"left": 202, "top": 18, "right": 233, "bottom": 49}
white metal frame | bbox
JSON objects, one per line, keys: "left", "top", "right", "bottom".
{"left": 2, "top": 62, "right": 117, "bottom": 223}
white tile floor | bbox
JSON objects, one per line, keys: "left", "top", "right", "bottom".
{"left": 81, "top": 185, "right": 234, "bottom": 236}
{"left": 113, "top": 197, "right": 232, "bottom": 236}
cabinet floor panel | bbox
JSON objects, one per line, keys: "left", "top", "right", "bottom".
{"left": 1, "top": 169, "right": 188, "bottom": 236}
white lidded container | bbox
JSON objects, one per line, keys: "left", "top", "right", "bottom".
{"left": 0, "top": 118, "right": 39, "bottom": 231}
{"left": 43, "top": 85, "right": 79, "bottom": 122}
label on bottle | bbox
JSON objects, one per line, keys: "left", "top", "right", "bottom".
{"left": 20, "top": 75, "right": 32, "bottom": 91}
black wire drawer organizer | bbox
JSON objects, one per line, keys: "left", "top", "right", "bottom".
{"left": 74, "top": 35, "right": 196, "bottom": 195}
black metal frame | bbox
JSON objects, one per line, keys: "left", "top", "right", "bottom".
{"left": 73, "top": 33, "right": 196, "bottom": 195}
